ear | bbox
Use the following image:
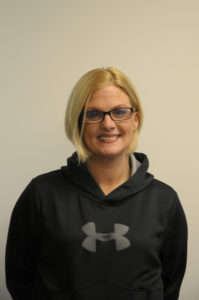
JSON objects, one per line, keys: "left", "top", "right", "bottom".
{"left": 133, "top": 112, "right": 139, "bottom": 130}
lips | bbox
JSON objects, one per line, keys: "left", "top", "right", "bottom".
{"left": 98, "top": 134, "right": 120, "bottom": 142}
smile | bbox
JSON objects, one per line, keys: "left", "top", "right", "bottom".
{"left": 98, "top": 135, "right": 120, "bottom": 141}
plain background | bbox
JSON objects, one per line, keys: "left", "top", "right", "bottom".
{"left": 1, "top": 0, "right": 198, "bottom": 299}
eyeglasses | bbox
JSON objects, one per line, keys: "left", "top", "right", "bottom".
{"left": 85, "top": 107, "right": 136, "bottom": 124}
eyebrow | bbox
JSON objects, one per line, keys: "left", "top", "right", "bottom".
{"left": 86, "top": 105, "right": 130, "bottom": 111}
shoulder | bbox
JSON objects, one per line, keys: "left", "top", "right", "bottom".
{"left": 151, "top": 178, "right": 177, "bottom": 195}
{"left": 148, "top": 177, "right": 182, "bottom": 211}
{"left": 32, "top": 169, "right": 63, "bottom": 184}
{"left": 26, "top": 169, "right": 71, "bottom": 195}
{"left": 148, "top": 179, "right": 187, "bottom": 230}
{"left": 17, "top": 169, "right": 65, "bottom": 199}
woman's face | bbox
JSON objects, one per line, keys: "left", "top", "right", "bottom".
{"left": 83, "top": 85, "right": 139, "bottom": 161}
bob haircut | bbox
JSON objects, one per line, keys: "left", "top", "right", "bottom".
{"left": 65, "top": 67, "right": 143, "bottom": 163}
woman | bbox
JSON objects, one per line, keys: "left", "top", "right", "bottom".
{"left": 6, "top": 67, "right": 187, "bottom": 300}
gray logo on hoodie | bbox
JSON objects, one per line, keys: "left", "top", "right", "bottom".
{"left": 81, "top": 222, "right": 131, "bottom": 252}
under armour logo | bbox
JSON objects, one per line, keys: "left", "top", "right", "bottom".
{"left": 81, "top": 222, "right": 131, "bottom": 252}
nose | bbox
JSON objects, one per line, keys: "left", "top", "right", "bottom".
{"left": 101, "top": 114, "right": 116, "bottom": 129}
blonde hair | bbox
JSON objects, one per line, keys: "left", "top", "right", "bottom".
{"left": 65, "top": 67, "right": 143, "bottom": 162}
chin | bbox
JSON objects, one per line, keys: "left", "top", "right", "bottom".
{"left": 94, "top": 148, "right": 127, "bottom": 160}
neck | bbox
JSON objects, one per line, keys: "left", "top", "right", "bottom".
{"left": 86, "top": 154, "right": 131, "bottom": 195}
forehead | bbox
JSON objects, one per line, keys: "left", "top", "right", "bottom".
{"left": 87, "top": 85, "right": 131, "bottom": 109}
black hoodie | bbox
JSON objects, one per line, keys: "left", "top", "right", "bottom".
{"left": 6, "top": 152, "right": 187, "bottom": 300}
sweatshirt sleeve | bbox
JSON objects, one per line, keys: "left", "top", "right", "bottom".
{"left": 6, "top": 179, "right": 41, "bottom": 300}
{"left": 160, "top": 192, "right": 188, "bottom": 300}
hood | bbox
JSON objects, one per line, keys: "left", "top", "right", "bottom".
{"left": 61, "top": 152, "right": 154, "bottom": 205}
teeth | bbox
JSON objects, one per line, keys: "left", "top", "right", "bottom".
{"left": 99, "top": 136, "right": 119, "bottom": 141}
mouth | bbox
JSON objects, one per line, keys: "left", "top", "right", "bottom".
{"left": 98, "top": 135, "right": 120, "bottom": 142}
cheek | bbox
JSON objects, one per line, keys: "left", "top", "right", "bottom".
{"left": 82, "top": 129, "right": 89, "bottom": 144}
{"left": 128, "top": 128, "right": 134, "bottom": 140}
{"left": 121, "top": 122, "right": 134, "bottom": 137}
{"left": 83, "top": 126, "right": 96, "bottom": 143}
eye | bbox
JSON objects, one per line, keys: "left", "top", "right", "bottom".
{"left": 86, "top": 110, "right": 101, "bottom": 119}
{"left": 113, "top": 108, "right": 128, "bottom": 118}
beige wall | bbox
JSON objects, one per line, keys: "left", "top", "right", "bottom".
{"left": 1, "top": 0, "right": 198, "bottom": 298}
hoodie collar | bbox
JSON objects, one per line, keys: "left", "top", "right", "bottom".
{"left": 61, "top": 152, "right": 154, "bottom": 205}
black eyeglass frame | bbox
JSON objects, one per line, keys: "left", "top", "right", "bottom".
{"left": 85, "top": 107, "right": 136, "bottom": 124}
